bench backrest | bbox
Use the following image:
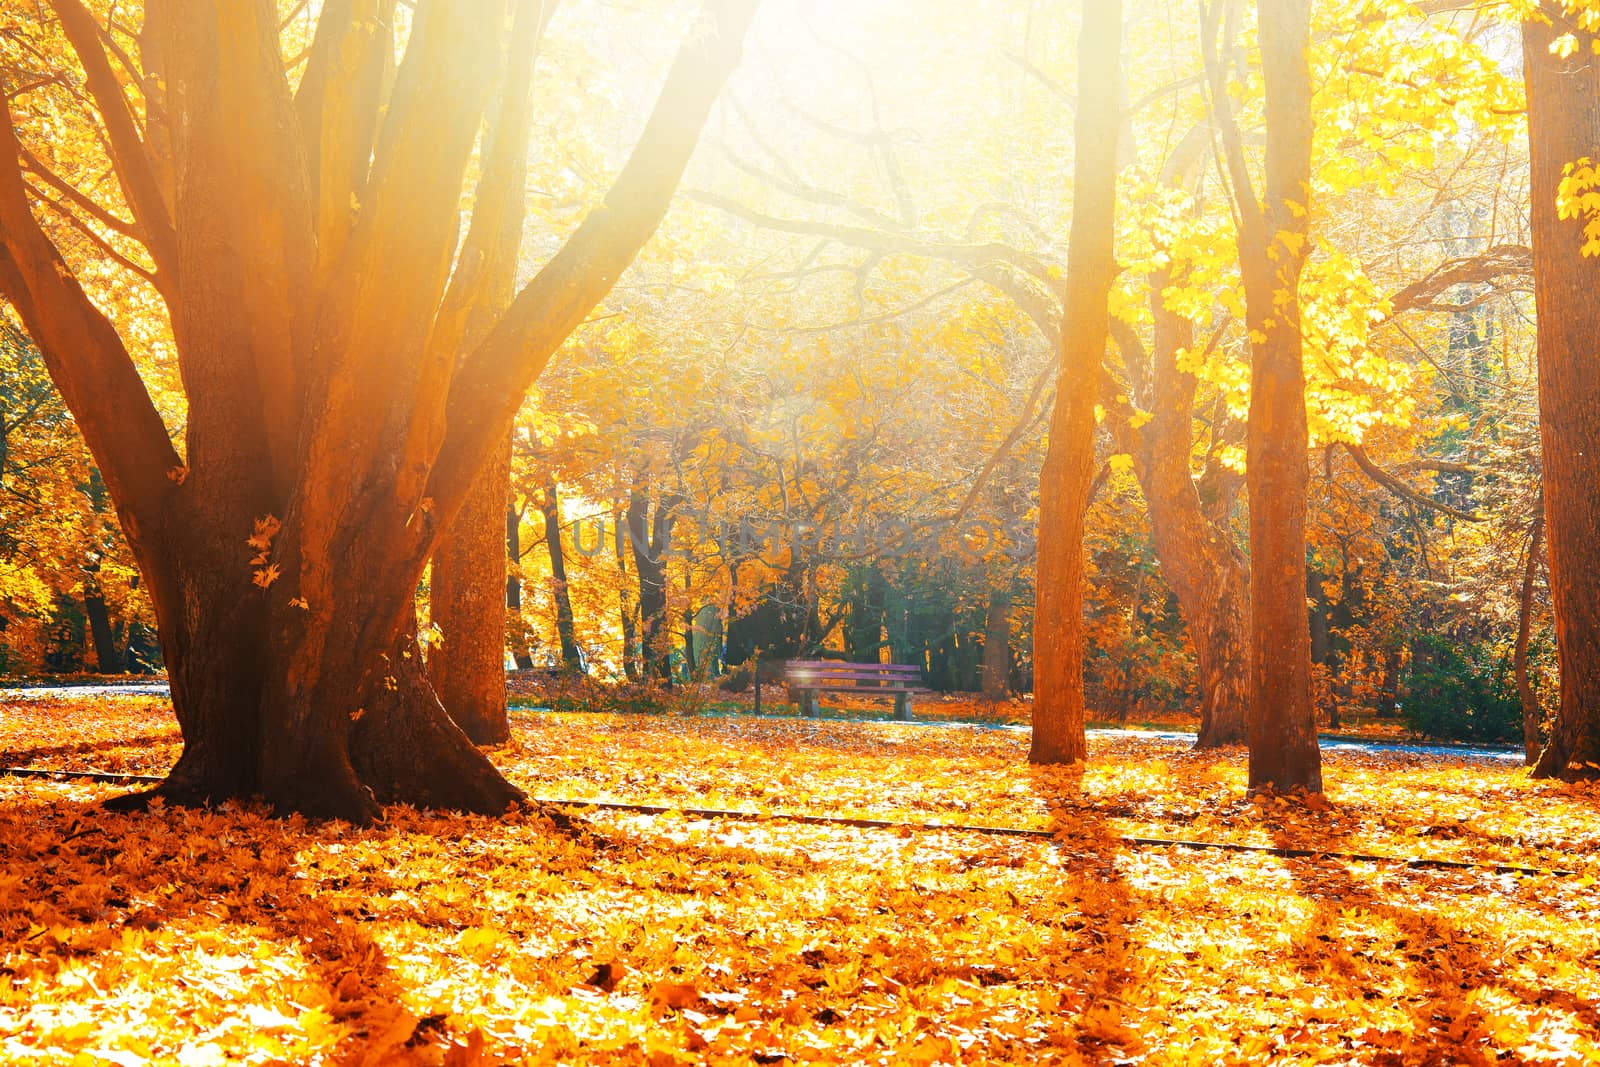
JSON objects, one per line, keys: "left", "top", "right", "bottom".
{"left": 784, "top": 660, "right": 922, "bottom": 688}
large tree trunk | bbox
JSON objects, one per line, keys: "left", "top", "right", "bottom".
{"left": 0, "top": 0, "right": 759, "bottom": 821}
{"left": 1101, "top": 119, "right": 1252, "bottom": 749}
{"left": 429, "top": 439, "right": 512, "bottom": 745}
{"left": 1029, "top": 0, "right": 1122, "bottom": 765}
{"left": 1145, "top": 446, "right": 1250, "bottom": 750}
{"left": 1207, "top": 0, "right": 1321, "bottom": 791}
{"left": 1241, "top": 2, "right": 1320, "bottom": 792}
{"left": 1525, "top": 9, "right": 1600, "bottom": 780}
{"left": 540, "top": 481, "right": 584, "bottom": 672}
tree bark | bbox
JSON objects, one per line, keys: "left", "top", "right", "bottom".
{"left": 1095, "top": 119, "right": 1252, "bottom": 749}
{"left": 1143, "top": 440, "right": 1250, "bottom": 750}
{"left": 424, "top": 0, "right": 555, "bottom": 743}
{"left": 1524, "top": 7, "right": 1600, "bottom": 780}
{"left": 1029, "top": 0, "right": 1122, "bottom": 765}
{"left": 428, "top": 439, "right": 512, "bottom": 745}
{"left": 0, "top": 0, "right": 760, "bottom": 821}
{"left": 540, "top": 481, "right": 584, "bottom": 672}
{"left": 1207, "top": 0, "right": 1321, "bottom": 791}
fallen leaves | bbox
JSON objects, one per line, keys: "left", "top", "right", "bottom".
{"left": 2, "top": 696, "right": 1600, "bottom": 1063}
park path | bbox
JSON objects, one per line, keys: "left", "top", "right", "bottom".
{"left": 0, "top": 681, "right": 1521, "bottom": 763}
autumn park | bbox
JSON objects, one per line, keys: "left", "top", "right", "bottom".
{"left": 5, "top": 0, "right": 1600, "bottom": 1062}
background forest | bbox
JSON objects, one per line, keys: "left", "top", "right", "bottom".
{"left": 0, "top": 0, "right": 1552, "bottom": 746}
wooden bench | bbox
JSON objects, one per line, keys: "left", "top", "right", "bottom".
{"left": 783, "top": 661, "right": 925, "bottom": 721}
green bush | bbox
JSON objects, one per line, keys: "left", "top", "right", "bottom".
{"left": 1400, "top": 635, "right": 1523, "bottom": 743}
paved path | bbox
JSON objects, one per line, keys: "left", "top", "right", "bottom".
{"left": 1, "top": 682, "right": 1522, "bottom": 763}
{"left": 1083, "top": 726, "right": 1521, "bottom": 763}
{"left": 1, "top": 682, "right": 170, "bottom": 700}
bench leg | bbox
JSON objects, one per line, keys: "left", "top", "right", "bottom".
{"left": 895, "top": 693, "right": 911, "bottom": 721}
{"left": 801, "top": 690, "right": 819, "bottom": 717}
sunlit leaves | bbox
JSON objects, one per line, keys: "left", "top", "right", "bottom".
{"left": 1556, "top": 158, "right": 1600, "bottom": 256}
{"left": 4, "top": 696, "right": 1600, "bottom": 1063}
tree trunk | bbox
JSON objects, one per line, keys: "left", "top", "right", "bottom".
{"left": 1525, "top": 8, "right": 1600, "bottom": 780}
{"left": 981, "top": 584, "right": 1013, "bottom": 700}
{"left": 844, "top": 565, "right": 888, "bottom": 663}
{"left": 82, "top": 570, "right": 124, "bottom": 674}
{"left": 1191, "top": 575, "right": 1250, "bottom": 746}
{"left": 627, "top": 485, "right": 678, "bottom": 682}
{"left": 1029, "top": 0, "right": 1122, "bottom": 766}
{"left": 1377, "top": 649, "right": 1401, "bottom": 718}
{"left": 1130, "top": 271, "right": 1250, "bottom": 749}
{"left": 429, "top": 438, "right": 511, "bottom": 745}
{"left": 1208, "top": 0, "right": 1322, "bottom": 791}
{"left": 614, "top": 503, "right": 642, "bottom": 681}
{"left": 1101, "top": 119, "right": 1253, "bottom": 749}
{"left": 540, "top": 481, "right": 583, "bottom": 671}
{"left": 1517, "top": 505, "right": 1545, "bottom": 765}
{"left": 506, "top": 502, "right": 535, "bottom": 670}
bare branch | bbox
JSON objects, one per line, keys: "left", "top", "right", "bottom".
{"left": 1343, "top": 442, "right": 1483, "bottom": 522}
{"left": 687, "top": 188, "right": 1059, "bottom": 290}
{"left": 294, "top": 0, "right": 399, "bottom": 278}
{"left": 1381, "top": 244, "right": 1532, "bottom": 322}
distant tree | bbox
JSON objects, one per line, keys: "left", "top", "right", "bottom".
{"left": 539, "top": 482, "right": 586, "bottom": 674}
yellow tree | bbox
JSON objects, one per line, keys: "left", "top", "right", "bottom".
{"left": 0, "top": 0, "right": 758, "bottom": 821}
{"left": 1204, "top": 0, "right": 1322, "bottom": 791}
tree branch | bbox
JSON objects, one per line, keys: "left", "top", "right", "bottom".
{"left": 22, "top": 178, "right": 159, "bottom": 288}
{"left": 425, "top": 0, "right": 761, "bottom": 534}
{"left": 0, "top": 101, "right": 180, "bottom": 545}
{"left": 17, "top": 144, "right": 143, "bottom": 241}
{"left": 686, "top": 188, "right": 1060, "bottom": 291}
{"left": 297, "top": 0, "right": 504, "bottom": 518}
{"left": 1199, "top": 0, "right": 1263, "bottom": 247}
{"left": 47, "top": 0, "right": 177, "bottom": 276}
{"left": 158, "top": 0, "right": 313, "bottom": 496}
{"left": 1342, "top": 442, "right": 1483, "bottom": 522}
{"left": 398, "top": 0, "right": 555, "bottom": 505}
{"left": 1381, "top": 245, "right": 1532, "bottom": 322}
{"left": 294, "top": 0, "right": 399, "bottom": 281}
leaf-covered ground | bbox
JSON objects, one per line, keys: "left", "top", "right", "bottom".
{"left": 2, "top": 696, "right": 1599, "bottom": 1065}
